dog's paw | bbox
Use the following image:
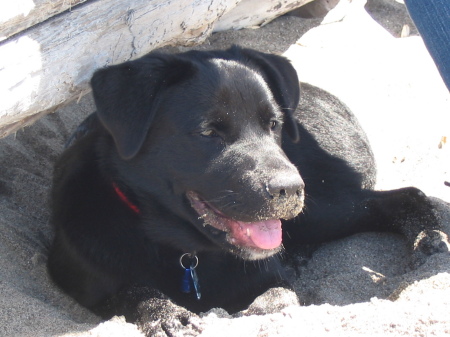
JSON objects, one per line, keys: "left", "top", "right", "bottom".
{"left": 412, "top": 229, "right": 450, "bottom": 266}
{"left": 137, "top": 297, "right": 201, "bottom": 337}
{"left": 414, "top": 229, "right": 450, "bottom": 255}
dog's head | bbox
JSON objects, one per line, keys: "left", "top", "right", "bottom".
{"left": 91, "top": 46, "right": 304, "bottom": 260}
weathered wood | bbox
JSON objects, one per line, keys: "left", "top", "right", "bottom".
{"left": 0, "top": 0, "right": 242, "bottom": 136}
{"left": 214, "top": 0, "right": 311, "bottom": 31}
{"left": 0, "top": 0, "right": 308, "bottom": 137}
{"left": 0, "top": 0, "right": 89, "bottom": 41}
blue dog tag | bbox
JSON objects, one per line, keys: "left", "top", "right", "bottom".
{"left": 190, "top": 266, "right": 201, "bottom": 300}
{"left": 182, "top": 268, "right": 192, "bottom": 293}
{"left": 180, "top": 253, "right": 201, "bottom": 300}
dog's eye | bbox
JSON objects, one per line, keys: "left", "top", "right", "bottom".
{"left": 270, "top": 120, "right": 278, "bottom": 130}
{"left": 200, "top": 129, "right": 219, "bottom": 138}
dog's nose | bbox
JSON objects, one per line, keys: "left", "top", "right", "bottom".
{"left": 266, "top": 174, "right": 304, "bottom": 199}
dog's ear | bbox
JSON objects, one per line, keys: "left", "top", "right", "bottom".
{"left": 236, "top": 47, "right": 300, "bottom": 143}
{"left": 91, "top": 55, "right": 196, "bottom": 159}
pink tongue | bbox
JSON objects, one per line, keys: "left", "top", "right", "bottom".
{"left": 229, "top": 219, "right": 282, "bottom": 250}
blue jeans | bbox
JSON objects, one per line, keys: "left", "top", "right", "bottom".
{"left": 405, "top": 0, "right": 450, "bottom": 89}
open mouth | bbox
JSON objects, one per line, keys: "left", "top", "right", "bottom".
{"left": 186, "top": 191, "right": 283, "bottom": 252}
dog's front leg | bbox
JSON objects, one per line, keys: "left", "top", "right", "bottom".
{"left": 136, "top": 292, "right": 201, "bottom": 337}
{"left": 363, "top": 187, "right": 450, "bottom": 264}
{"left": 285, "top": 187, "right": 450, "bottom": 264}
{"left": 92, "top": 286, "right": 200, "bottom": 336}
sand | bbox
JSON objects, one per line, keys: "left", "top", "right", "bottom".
{"left": 1, "top": 0, "right": 449, "bottom": 336}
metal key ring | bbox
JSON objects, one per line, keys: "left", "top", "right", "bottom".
{"left": 179, "top": 253, "right": 198, "bottom": 269}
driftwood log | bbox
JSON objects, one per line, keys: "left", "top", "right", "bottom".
{"left": 0, "top": 0, "right": 311, "bottom": 137}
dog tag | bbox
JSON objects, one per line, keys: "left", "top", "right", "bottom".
{"left": 179, "top": 253, "right": 201, "bottom": 300}
{"left": 181, "top": 268, "right": 192, "bottom": 293}
{"left": 190, "top": 265, "right": 201, "bottom": 300}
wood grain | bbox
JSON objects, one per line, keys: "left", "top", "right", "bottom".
{"left": 1, "top": 0, "right": 89, "bottom": 41}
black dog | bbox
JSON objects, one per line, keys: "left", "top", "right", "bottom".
{"left": 48, "top": 46, "right": 444, "bottom": 320}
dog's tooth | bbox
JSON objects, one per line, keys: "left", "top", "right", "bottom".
{"left": 246, "top": 228, "right": 250, "bottom": 236}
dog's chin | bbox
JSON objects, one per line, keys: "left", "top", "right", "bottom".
{"left": 229, "top": 245, "right": 282, "bottom": 261}
{"left": 186, "top": 191, "right": 284, "bottom": 260}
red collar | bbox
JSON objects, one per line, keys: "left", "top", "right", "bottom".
{"left": 112, "top": 182, "right": 140, "bottom": 214}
